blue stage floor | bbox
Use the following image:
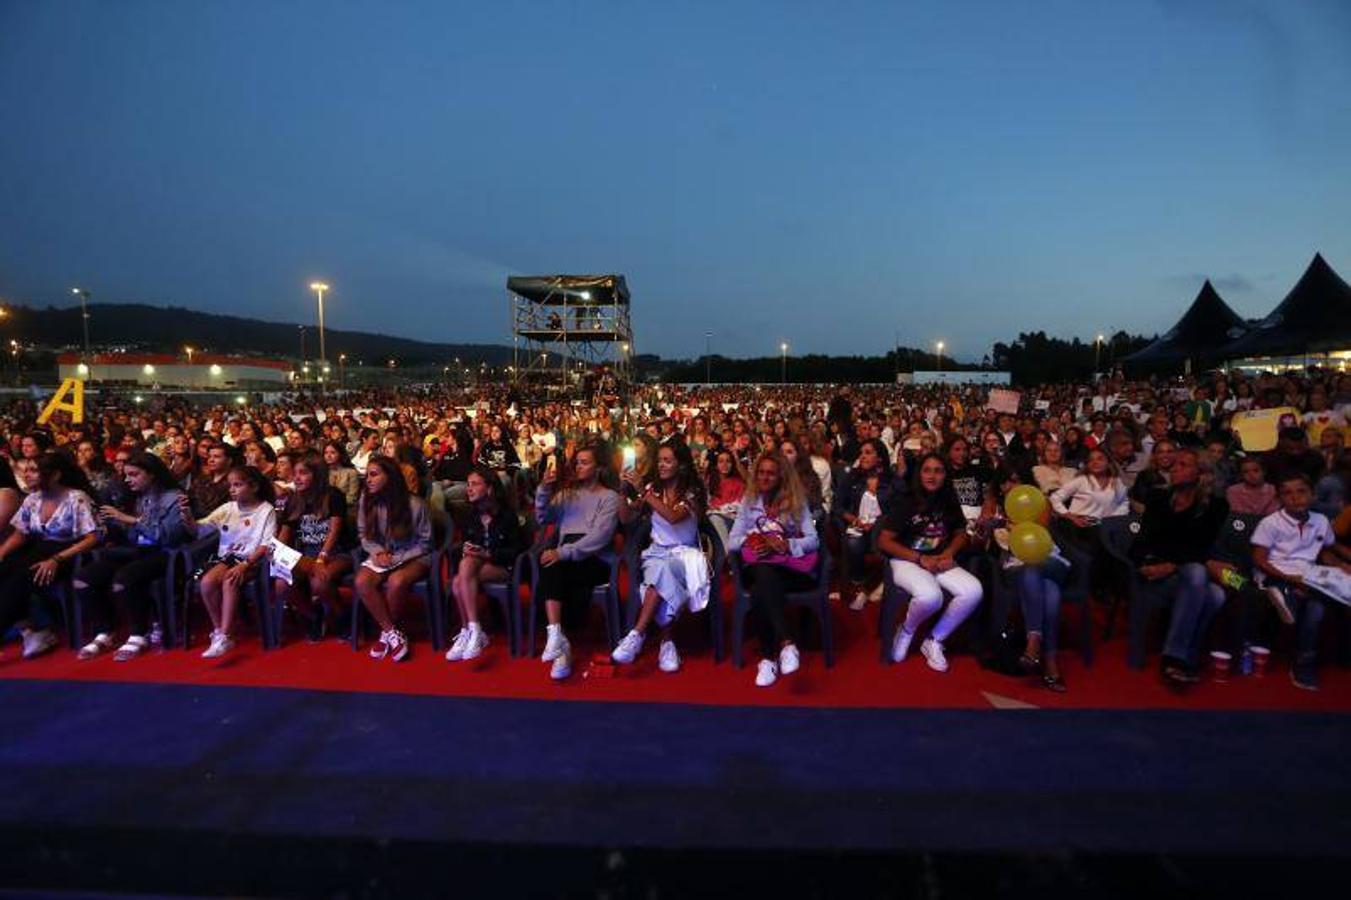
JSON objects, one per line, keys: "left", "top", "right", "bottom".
{"left": 3, "top": 679, "right": 1349, "bottom": 861}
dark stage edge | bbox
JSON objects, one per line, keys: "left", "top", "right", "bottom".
{"left": 2, "top": 681, "right": 1348, "bottom": 896}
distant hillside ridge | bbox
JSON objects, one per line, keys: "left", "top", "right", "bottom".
{"left": 10, "top": 302, "right": 514, "bottom": 366}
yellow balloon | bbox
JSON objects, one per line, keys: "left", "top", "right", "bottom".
{"left": 1004, "top": 485, "right": 1048, "bottom": 524}
{"left": 1009, "top": 522, "right": 1054, "bottom": 565}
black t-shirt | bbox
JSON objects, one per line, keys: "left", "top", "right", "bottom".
{"left": 883, "top": 490, "right": 967, "bottom": 555}
{"left": 1130, "top": 491, "right": 1229, "bottom": 567}
{"left": 948, "top": 464, "right": 991, "bottom": 510}
{"left": 285, "top": 486, "right": 351, "bottom": 555}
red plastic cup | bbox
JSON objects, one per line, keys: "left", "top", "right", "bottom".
{"left": 1210, "top": 650, "right": 1232, "bottom": 682}
{"left": 1250, "top": 645, "right": 1271, "bottom": 676}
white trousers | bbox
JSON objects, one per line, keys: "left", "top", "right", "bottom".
{"left": 889, "top": 559, "right": 984, "bottom": 643}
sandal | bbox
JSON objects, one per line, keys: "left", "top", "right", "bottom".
{"left": 113, "top": 635, "right": 149, "bottom": 662}
{"left": 78, "top": 633, "right": 115, "bottom": 660}
{"left": 1043, "top": 674, "right": 1067, "bottom": 693}
{"left": 1017, "top": 652, "right": 1042, "bottom": 673}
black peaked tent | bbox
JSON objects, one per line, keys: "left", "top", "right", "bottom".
{"left": 1125, "top": 280, "right": 1247, "bottom": 366}
{"left": 1221, "top": 253, "right": 1351, "bottom": 358}
{"left": 505, "top": 274, "right": 630, "bottom": 306}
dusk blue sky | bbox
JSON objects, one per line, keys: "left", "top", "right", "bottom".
{"left": 2, "top": 0, "right": 1348, "bottom": 361}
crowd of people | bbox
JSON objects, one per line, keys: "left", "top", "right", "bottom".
{"left": 1, "top": 366, "right": 1348, "bottom": 691}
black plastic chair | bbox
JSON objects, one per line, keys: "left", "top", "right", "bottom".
{"left": 51, "top": 549, "right": 98, "bottom": 649}
{"left": 67, "top": 546, "right": 187, "bottom": 650}
{"left": 728, "top": 537, "right": 834, "bottom": 668}
{"left": 1207, "top": 511, "right": 1265, "bottom": 651}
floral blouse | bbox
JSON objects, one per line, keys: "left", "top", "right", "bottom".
{"left": 15, "top": 490, "right": 102, "bottom": 543}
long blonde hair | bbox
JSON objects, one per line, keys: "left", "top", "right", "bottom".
{"left": 743, "top": 449, "right": 808, "bottom": 522}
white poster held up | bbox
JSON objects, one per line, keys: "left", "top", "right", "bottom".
{"left": 986, "top": 389, "right": 1022, "bottom": 415}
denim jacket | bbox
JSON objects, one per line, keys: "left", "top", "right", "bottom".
{"left": 125, "top": 488, "right": 193, "bottom": 549}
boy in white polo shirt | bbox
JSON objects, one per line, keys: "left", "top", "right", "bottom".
{"left": 1250, "top": 473, "right": 1350, "bottom": 690}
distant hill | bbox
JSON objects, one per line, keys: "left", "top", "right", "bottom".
{"left": 6, "top": 303, "right": 515, "bottom": 366}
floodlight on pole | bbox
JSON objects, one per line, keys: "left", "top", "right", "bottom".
{"left": 310, "top": 282, "right": 330, "bottom": 367}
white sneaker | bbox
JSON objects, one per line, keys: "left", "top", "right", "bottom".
{"left": 541, "top": 627, "right": 566, "bottom": 662}
{"left": 658, "top": 639, "right": 680, "bottom": 673}
{"left": 462, "top": 626, "right": 489, "bottom": 660}
{"left": 779, "top": 643, "right": 800, "bottom": 675}
{"left": 611, "top": 629, "right": 645, "bottom": 664}
{"left": 920, "top": 637, "right": 949, "bottom": 672}
{"left": 549, "top": 639, "right": 572, "bottom": 680}
{"left": 202, "top": 631, "right": 235, "bottom": 659}
{"left": 868, "top": 582, "right": 885, "bottom": 603}
{"left": 892, "top": 628, "right": 915, "bottom": 663}
{"left": 849, "top": 591, "right": 868, "bottom": 611}
{"left": 21, "top": 629, "right": 58, "bottom": 660}
{"left": 755, "top": 659, "right": 779, "bottom": 687}
{"left": 147, "top": 621, "right": 164, "bottom": 647}
{"left": 444, "top": 629, "right": 470, "bottom": 661}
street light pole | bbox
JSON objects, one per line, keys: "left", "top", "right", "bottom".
{"left": 705, "top": 331, "right": 713, "bottom": 384}
{"left": 310, "top": 282, "right": 330, "bottom": 367}
{"left": 299, "top": 326, "right": 307, "bottom": 376}
{"left": 780, "top": 342, "right": 788, "bottom": 384}
{"left": 936, "top": 341, "right": 945, "bottom": 372}
{"left": 70, "top": 287, "right": 91, "bottom": 360}
{"left": 1095, "top": 333, "right": 1104, "bottom": 374}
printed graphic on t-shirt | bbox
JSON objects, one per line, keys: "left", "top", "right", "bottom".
{"left": 906, "top": 511, "right": 950, "bottom": 553}
{"left": 950, "top": 472, "right": 984, "bottom": 509}
{"left": 297, "top": 513, "right": 330, "bottom": 552}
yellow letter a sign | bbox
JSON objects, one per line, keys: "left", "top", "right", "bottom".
{"left": 37, "top": 378, "right": 85, "bottom": 425}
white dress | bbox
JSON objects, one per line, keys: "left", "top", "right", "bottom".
{"left": 639, "top": 503, "right": 710, "bottom": 628}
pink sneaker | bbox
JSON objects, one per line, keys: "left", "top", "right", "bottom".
{"left": 386, "top": 629, "right": 410, "bottom": 662}
{"left": 369, "top": 631, "right": 391, "bottom": 660}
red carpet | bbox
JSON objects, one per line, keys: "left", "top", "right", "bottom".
{"left": 3, "top": 595, "right": 1347, "bottom": 711}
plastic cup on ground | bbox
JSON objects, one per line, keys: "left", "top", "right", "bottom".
{"left": 1210, "top": 650, "right": 1232, "bottom": 682}
{"left": 1250, "top": 645, "right": 1271, "bottom": 676}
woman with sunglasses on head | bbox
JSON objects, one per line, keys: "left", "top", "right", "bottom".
{"left": 726, "top": 449, "right": 820, "bottom": 687}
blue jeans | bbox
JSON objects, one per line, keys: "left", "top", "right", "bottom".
{"left": 1018, "top": 558, "right": 1070, "bottom": 654}
{"left": 1272, "top": 580, "right": 1326, "bottom": 661}
{"left": 1162, "top": 562, "right": 1225, "bottom": 666}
